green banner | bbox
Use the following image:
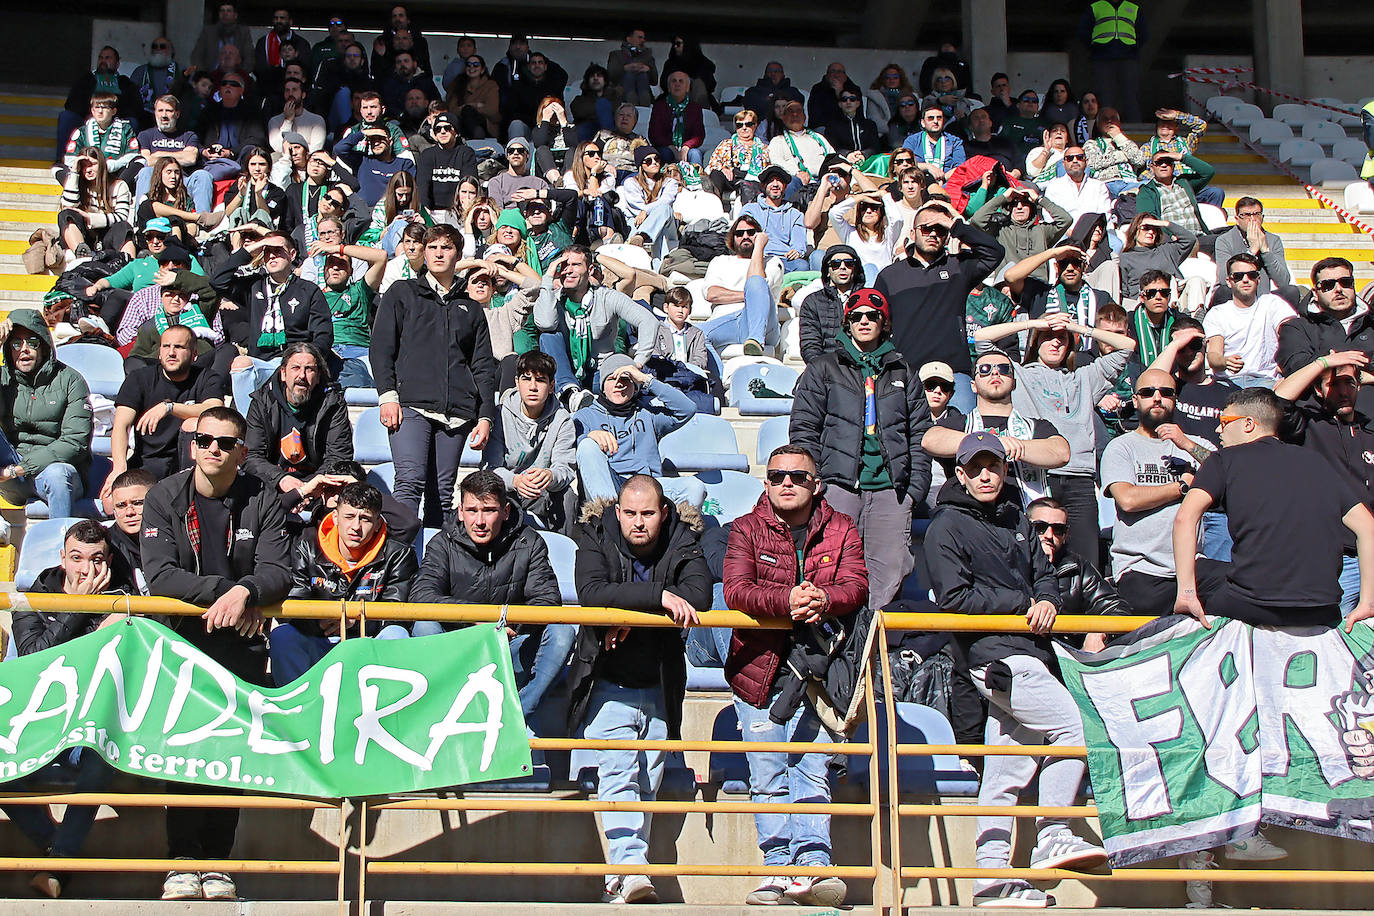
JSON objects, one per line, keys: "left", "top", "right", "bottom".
{"left": 1057, "top": 617, "right": 1374, "bottom": 866}
{"left": 0, "top": 617, "right": 532, "bottom": 798}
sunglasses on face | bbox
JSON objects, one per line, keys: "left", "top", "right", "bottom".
{"left": 221, "top": 81, "right": 242, "bottom": 89}
{"left": 915, "top": 223, "right": 950, "bottom": 237}
{"left": 7, "top": 337, "right": 38, "bottom": 351}
{"left": 1230, "top": 270, "right": 1261, "bottom": 282}
{"left": 1135, "top": 386, "right": 1177, "bottom": 399}
{"left": 899, "top": 100, "right": 917, "bottom": 108}
{"left": 766, "top": 468, "right": 814, "bottom": 486}
{"left": 640, "top": 156, "right": 660, "bottom": 165}
{"left": 193, "top": 433, "right": 242, "bottom": 451}
{"left": 1152, "top": 159, "right": 1174, "bottom": 167}
{"left": 1063, "top": 153, "right": 1087, "bottom": 161}
{"left": 1020, "top": 97, "right": 1038, "bottom": 104}
{"left": 583, "top": 149, "right": 603, "bottom": 158}
{"left": 840, "top": 96, "right": 859, "bottom": 103}
{"left": 829, "top": 257, "right": 857, "bottom": 268}
{"left": 1141, "top": 287, "right": 1170, "bottom": 299}
{"left": 1031, "top": 520, "right": 1069, "bottom": 537}
{"left": 735, "top": 120, "right": 756, "bottom": 128}
{"left": 734, "top": 228, "right": 757, "bottom": 237}
{"left": 924, "top": 379, "right": 954, "bottom": 393}
{"left": 975, "top": 362, "right": 1014, "bottom": 378}
{"left": 1217, "top": 414, "right": 1250, "bottom": 431}
{"left": 847, "top": 309, "right": 884, "bottom": 323}
{"left": 465, "top": 62, "right": 482, "bottom": 69}
{"left": 152, "top": 42, "right": 170, "bottom": 50}
{"left": 434, "top": 124, "right": 454, "bottom": 133}
{"left": 1318, "top": 276, "right": 1355, "bottom": 292}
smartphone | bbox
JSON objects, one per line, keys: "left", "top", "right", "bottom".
{"left": 827, "top": 174, "right": 841, "bottom": 187}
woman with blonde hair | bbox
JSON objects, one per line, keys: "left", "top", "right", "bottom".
{"left": 705, "top": 108, "right": 770, "bottom": 203}
{"left": 359, "top": 170, "right": 433, "bottom": 253}
{"left": 59, "top": 149, "right": 135, "bottom": 257}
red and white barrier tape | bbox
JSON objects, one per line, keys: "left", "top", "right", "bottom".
{"left": 1184, "top": 90, "right": 1374, "bottom": 243}
{"left": 1175, "top": 74, "right": 1359, "bottom": 118}
{"left": 1168, "top": 66, "right": 1254, "bottom": 78}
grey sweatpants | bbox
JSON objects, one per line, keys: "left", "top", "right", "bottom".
{"left": 824, "top": 486, "right": 914, "bottom": 610}
{"left": 970, "top": 655, "right": 1087, "bottom": 868}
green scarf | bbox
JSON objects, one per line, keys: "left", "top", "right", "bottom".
{"left": 839, "top": 333, "right": 895, "bottom": 490}
{"left": 1131, "top": 305, "right": 1175, "bottom": 367}
{"left": 667, "top": 96, "right": 689, "bottom": 148}
{"left": 564, "top": 296, "right": 592, "bottom": 378}
{"left": 154, "top": 301, "right": 212, "bottom": 338}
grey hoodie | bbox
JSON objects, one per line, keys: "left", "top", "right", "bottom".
{"left": 482, "top": 387, "right": 577, "bottom": 492}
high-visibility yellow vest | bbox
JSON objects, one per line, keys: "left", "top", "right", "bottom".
{"left": 1090, "top": 1, "right": 1139, "bottom": 45}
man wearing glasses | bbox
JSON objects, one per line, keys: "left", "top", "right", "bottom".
{"left": 416, "top": 113, "right": 477, "bottom": 223}
{"left": 1000, "top": 90, "right": 1046, "bottom": 160}
{"left": 1203, "top": 253, "right": 1297, "bottom": 387}
{"left": 1044, "top": 146, "right": 1112, "bottom": 224}
{"left": 1135, "top": 150, "right": 1214, "bottom": 235}
{"left": 199, "top": 73, "right": 267, "bottom": 157}
{"left": 131, "top": 37, "right": 180, "bottom": 122}
{"left": 722, "top": 444, "right": 867, "bottom": 907}
{"left": 1212, "top": 197, "right": 1291, "bottom": 298}
{"left": 824, "top": 90, "right": 880, "bottom": 161}
{"left": 1026, "top": 497, "right": 1127, "bottom": 650}
{"left": 873, "top": 200, "right": 1004, "bottom": 414}
{"left": 1277, "top": 258, "right": 1374, "bottom": 413}
{"left": 141, "top": 405, "right": 291, "bottom": 901}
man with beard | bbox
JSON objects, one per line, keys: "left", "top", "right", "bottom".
{"left": 741, "top": 165, "right": 810, "bottom": 272}
{"left": 1100, "top": 367, "right": 1217, "bottom": 613}
{"left": 380, "top": 49, "right": 439, "bottom": 120}
{"left": 242, "top": 342, "right": 352, "bottom": 499}
{"left": 1006, "top": 244, "right": 1116, "bottom": 344}
{"left": 131, "top": 38, "right": 180, "bottom": 125}
{"left": 268, "top": 77, "right": 326, "bottom": 155}
{"left": 253, "top": 8, "right": 311, "bottom": 86}
{"left": 191, "top": 1, "right": 255, "bottom": 72}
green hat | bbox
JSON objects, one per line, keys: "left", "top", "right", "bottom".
{"left": 494, "top": 207, "right": 527, "bottom": 236}
{"left": 43, "top": 287, "right": 76, "bottom": 306}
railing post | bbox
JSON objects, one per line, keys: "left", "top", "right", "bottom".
{"left": 876, "top": 615, "right": 904, "bottom": 914}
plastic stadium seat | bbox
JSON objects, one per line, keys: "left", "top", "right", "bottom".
{"left": 1226, "top": 103, "right": 1265, "bottom": 128}
{"left": 1310, "top": 157, "right": 1361, "bottom": 184}
{"left": 846, "top": 702, "right": 981, "bottom": 796}
{"left": 1278, "top": 138, "right": 1325, "bottom": 168}
{"left": 57, "top": 343, "right": 125, "bottom": 398}
{"left": 1247, "top": 118, "right": 1292, "bottom": 146}
{"left": 1198, "top": 203, "right": 1229, "bottom": 232}
{"left": 702, "top": 126, "right": 731, "bottom": 154}
{"left": 754, "top": 415, "right": 790, "bottom": 465}
{"left": 365, "top": 462, "right": 395, "bottom": 494}
{"left": 15, "top": 517, "right": 80, "bottom": 590}
{"left": 343, "top": 387, "right": 380, "bottom": 407}
{"left": 1302, "top": 120, "right": 1348, "bottom": 146}
{"left": 1205, "top": 95, "right": 1244, "bottom": 119}
{"left": 696, "top": 469, "right": 763, "bottom": 524}
{"left": 700, "top": 108, "right": 721, "bottom": 131}
{"left": 1344, "top": 181, "right": 1374, "bottom": 215}
{"left": 23, "top": 456, "right": 111, "bottom": 520}
{"left": 635, "top": 106, "right": 652, "bottom": 128}
{"left": 1331, "top": 138, "right": 1368, "bottom": 169}
{"left": 728, "top": 363, "right": 798, "bottom": 416}
{"left": 660, "top": 414, "right": 748, "bottom": 474}
{"left": 1312, "top": 98, "right": 1361, "bottom": 128}
{"left": 415, "top": 526, "right": 442, "bottom": 564}
{"left": 707, "top": 705, "right": 751, "bottom": 794}
{"left": 352, "top": 407, "right": 391, "bottom": 464}
{"left": 1272, "top": 103, "right": 1324, "bottom": 127}
{"left": 536, "top": 530, "right": 578, "bottom": 604}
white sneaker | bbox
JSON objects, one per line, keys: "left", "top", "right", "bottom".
{"left": 199, "top": 871, "right": 236, "bottom": 900}
{"left": 1225, "top": 832, "right": 1288, "bottom": 861}
{"left": 783, "top": 875, "right": 847, "bottom": 907}
{"left": 161, "top": 868, "right": 202, "bottom": 900}
{"left": 973, "top": 879, "right": 1055, "bottom": 908}
{"left": 1028, "top": 832, "right": 1107, "bottom": 871}
{"left": 745, "top": 877, "right": 789, "bottom": 905}
{"left": 1180, "top": 849, "right": 1220, "bottom": 908}
{"left": 603, "top": 874, "right": 657, "bottom": 904}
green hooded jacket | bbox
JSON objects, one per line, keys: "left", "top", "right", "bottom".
{"left": 0, "top": 309, "right": 93, "bottom": 476}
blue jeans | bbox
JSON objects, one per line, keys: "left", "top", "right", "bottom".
{"left": 703, "top": 276, "right": 777, "bottom": 350}
{"left": 230, "top": 357, "right": 281, "bottom": 412}
{"left": 2, "top": 747, "right": 113, "bottom": 858}
{"left": 654, "top": 146, "right": 703, "bottom": 166}
{"left": 539, "top": 330, "right": 597, "bottom": 395}
{"left": 333, "top": 345, "right": 374, "bottom": 389}
{"left": 780, "top": 255, "right": 811, "bottom": 274}
{"left": 1197, "top": 186, "right": 1225, "bottom": 208}
{"left": 582, "top": 681, "right": 668, "bottom": 872}
{"left": 510, "top": 624, "right": 578, "bottom": 718}
{"left": 1201, "top": 511, "right": 1232, "bottom": 562}
{"left": 630, "top": 198, "right": 678, "bottom": 260}
{"left": 0, "top": 429, "right": 82, "bottom": 517}
{"left": 1340, "top": 554, "right": 1360, "bottom": 615}
{"left": 949, "top": 371, "right": 976, "bottom": 415}
{"left": 734, "top": 687, "right": 838, "bottom": 867}
{"left": 378, "top": 219, "right": 409, "bottom": 256}
{"left": 135, "top": 167, "right": 214, "bottom": 213}
{"left": 269, "top": 622, "right": 409, "bottom": 686}
{"left": 576, "top": 437, "right": 706, "bottom": 508}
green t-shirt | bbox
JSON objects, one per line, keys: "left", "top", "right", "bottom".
{"left": 106, "top": 255, "right": 205, "bottom": 292}
{"left": 965, "top": 286, "right": 1018, "bottom": 358}
{"left": 324, "top": 279, "right": 373, "bottom": 348}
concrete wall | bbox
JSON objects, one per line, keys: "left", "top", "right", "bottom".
{"left": 1182, "top": 53, "right": 1374, "bottom": 115}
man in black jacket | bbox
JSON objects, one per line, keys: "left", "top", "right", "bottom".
{"left": 1276, "top": 258, "right": 1374, "bottom": 417}
{"left": 798, "top": 244, "right": 863, "bottom": 365}
{"left": 410, "top": 470, "right": 567, "bottom": 719}
{"left": 791, "top": 288, "right": 931, "bottom": 609}
{"left": 5, "top": 519, "right": 127, "bottom": 898}
{"left": 272, "top": 480, "right": 417, "bottom": 684}
{"left": 107, "top": 467, "right": 157, "bottom": 594}
{"left": 1026, "top": 496, "right": 1129, "bottom": 650}
{"left": 925, "top": 432, "right": 1104, "bottom": 907}
{"left": 210, "top": 229, "right": 334, "bottom": 410}
{"left": 873, "top": 200, "right": 1004, "bottom": 415}
{"left": 823, "top": 90, "right": 880, "bottom": 160}
{"left": 569, "top": 475, "right": 712, "bottom": 905}
{"left": 141, "top": 405, "right": 292, "bottom": 902}
{"left": 243, "top": 342, "right": 352, "bottom": 499}
{"left": 415, "top": 113, "right": 477, "bottom": 222}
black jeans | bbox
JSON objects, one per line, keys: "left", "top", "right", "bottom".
{"left": 389, "top": 407, "right": 475, "bottom": 528}
{"left": 1049, "top": 473, "right": 1102, "bottom": 570}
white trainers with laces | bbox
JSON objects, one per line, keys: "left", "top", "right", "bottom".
{"left": 1225, "top": 831, "right": 1288, "bottom": 861}
{"left": 160, "top": 867, "right": 202, "bottom": 900}
{"left": 199, "top": 871, "right": 237, "bottom": 900}
{"left": 745, "top": 876, "right": 789, "bottom": 905}
{"left": 1028, "top": 832, "right": 1108, "bottom": 871}
{"left": 783, "top": 875, "right": 847, "bottom": 907}
{"left": 1179, "top": 849, "right": 1224, "bottom": 908}
{"left": 973, "top": 879, "right": 1055, "bottom": 908}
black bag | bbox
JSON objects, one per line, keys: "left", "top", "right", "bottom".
{"left": 879, "top": 645, "right": 955, "bottom": 721}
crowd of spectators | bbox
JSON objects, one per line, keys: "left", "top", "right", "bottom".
{"left": 7, "top": 2, "right": 1374, "bottom": 908}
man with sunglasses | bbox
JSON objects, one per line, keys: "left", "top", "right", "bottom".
{"left": 1136, "top": 149, "right": 1214, "bottom": 236}
{"left": 1044, "top": 146, "right": 1111, "bottom": 224}
{"left": 791, "top": 288, "right": 930, "bottom": 608}
{"left": 415, "top": 113, "right": 477, "bottom": 223}
{"left": 199, "top": 73, "right": 267, "bottom": 159}
{"left": 722, "top": 444, "right": 867, "bottom": 907}
{"left": 1203, "top": 253, "right": 1297, "bottom": 387}
{"left": 1277, "top": 258, "right": 1374, "bottom": 413}
{"left": 874, "top": 199, "right": 1004, "bottom": 414}
{"left": 140, "top": 405, "right": 291, "bottom": 902}
{"left": 824, "top": 90, "right": 880, "bottom": 161}
{"left": 702, "top": 216, "right": 782, "bottom": 355}
{"left": 1026, "top": 497, "right": 1128, "bottom": 650}
{"left": 798, "top": 244, "right": 865, "bottom": 363}
{"left": 1000, "top": 90, "right": 1046, "bottom": 160}
{"left": 971, "top": 185, "right": 1072, "bottom": 283}
{"left": 1006, "top": 243, "right": 1116, "bottom": 341}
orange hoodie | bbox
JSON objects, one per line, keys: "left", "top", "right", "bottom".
{"left": 318, "top": 513, "right": 388, "bottom": 575}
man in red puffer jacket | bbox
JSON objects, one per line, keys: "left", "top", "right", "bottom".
{"left": 722, "top": 443, "right": 868, "bottom": 908}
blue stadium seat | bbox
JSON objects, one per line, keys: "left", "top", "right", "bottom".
{"left": 729, "top": 364, "right": 798, "bottom": 416}
{"left": 15, "top": 517, "right": 81, "bottom": 590}
{"left": 23, "top": 456, "right": 112, "bottom": 520}
{"left": 660, "top": 414, "right": 749, "bottom": 474}
{"left": 343, "top": 387, "right": 380, "bottom": 407}
{"left": 415, "top": 526, "right": 442, "bottom": 564}
{"left": 352, "top": 408, "right": 392, "bottom": 464}
{"left": 754, "top": 415, "right": 791, "bottom": 465}
{"left": 536, "top": 530, "right": 578, "bottom": 604}
{"left": 57, "top": 343, "right": 125, "bottom": 398}
{"left": 707, "top": 705, "right": 751, "bottom": 795}
{"left": 365, "top": 462, "right": 395, "bottom": 494}
{"left": 696, "top": 469, "right": 763, "bottom": 524}
{"left": 847, "top": 702, "right": 980, "bottom": 796}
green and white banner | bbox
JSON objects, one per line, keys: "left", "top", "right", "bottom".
{"left": 1057, "top": 617, "right": 1374, "bottom": 866}
{"left": 0, "top": 617, "right": 532, "bottom": 798}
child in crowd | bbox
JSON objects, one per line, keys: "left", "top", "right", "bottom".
{"left": 648, "top": 287, "right": 713, "bottom": 413}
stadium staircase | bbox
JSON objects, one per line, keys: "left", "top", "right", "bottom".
{"left": 0, "top": 89, "right": 62, "bottom": 313}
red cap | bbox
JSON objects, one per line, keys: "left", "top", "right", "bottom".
{"left": 844, "top": 288, "right": 890, "bottom": 323}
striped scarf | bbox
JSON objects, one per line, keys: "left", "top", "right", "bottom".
{"left": 1131, "top": 306, "right": 1175, "bottom": 367}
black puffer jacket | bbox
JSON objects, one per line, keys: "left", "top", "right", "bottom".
{"left": 370, "top": 276, "right": 498, "bottom": 423}
{"left": 798, "top": 244, "right": 865, "bottom": 364}
{"left": 14, "top": 565, "right": 135, "bottom": 656}
{"left": 209, "top": 248, "right": 333, "bottom": 358}
{"left": 244, "top": 375, "right": 354, "bottom": 489}
{"left": 408, "top": 498, "right": 561, "bottom": 628}
{"left": 789, "top": 339, "right": 932, "bottom": 503}
{"left": 567, "top": 498, "right": 713, "bottom": 738}
{"left": 287, "top": 516, "right": 419, "bottom": 637}
{"left": 924, "top": 480, "right": 1061, "bottom": 669}
{"left": 1053, "top": 550, "right": 1130, "bottom": 616}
